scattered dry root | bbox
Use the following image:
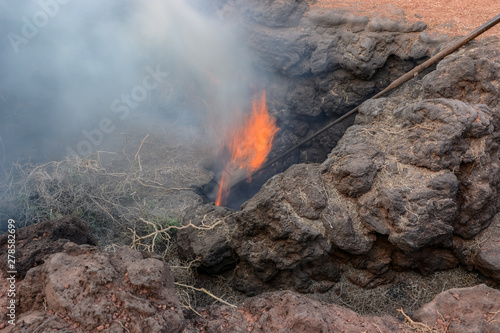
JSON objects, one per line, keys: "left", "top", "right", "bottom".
{"left": 0, "top": 130, "right": 243, "bottom": 310}
{"left": 398, "top": 308, "right": 440, "bottom": 333}
{"left": 175, "top": 282, "right": 237, "bottom": 309}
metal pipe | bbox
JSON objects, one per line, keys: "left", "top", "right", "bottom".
{"left": 229, "top": 13, "right": 500, "bottom": 191}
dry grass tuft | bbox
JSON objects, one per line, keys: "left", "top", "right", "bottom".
{"left": 310, "top": 267, "right": 485, "bottom": 316}
{"left": 0, "top": 125, "right": 245, "bottom": 309}
{"left": 0, "top": 155, "right": 179, "bottom": 249}
{"left": 168, "top": 245, "right": 246, "bottom": 312}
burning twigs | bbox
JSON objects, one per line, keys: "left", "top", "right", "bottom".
{"left": 227, "top": 13, "right": 500, "bottom": 194}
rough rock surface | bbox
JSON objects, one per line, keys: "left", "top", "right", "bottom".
{"left": 1, "top": 223, "right": 497, "bottom": 333}
{"left": 219, "top": 0, "right": 449, "bottom": 174}
{"left": 185, "top": 290, "right": 401, "bottom": 332}
{"left": 0, "top": 216, "right": 96, "bottom": 278}
{"left": 414, "top": 284, "right": 500, "bottom": 333}
{"left": 183, "top": 38, "right": 500, "bottom": 293}
{"left": 476, "top": 215, "right": 500, "bottom": 283}
{"left": 352, "top": 97, "right": 498, "bottom": 244}
{"left": 2, "top": 242, "right": 185, "bottom": 332}
{"left": 184, "top": 285, "right": 500, "bottom": 333}
{"left": 230, "top": 164, "right": 342, "bottom": 294}
{"left": 454, "top": 213, "right": 500, "bottom": 283}
{"left": 422, "top": 38, "right": 500, "bottom": 109}
{"left": 177, "top": 204, "right": 237, "bottom": 274}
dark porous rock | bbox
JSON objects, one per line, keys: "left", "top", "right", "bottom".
{"left": 306, "top": 8, "right": 369, "bottom": 31}
{"left": 322, "top": 142, "right": 385, "bottom": 198}
{"left": 227, "top": 54, "right": 500, "bottom": 290}
{"left": 185, "top": 14, "right": 500, "bottom": 294}
{"left": 453, "top": 134, "right": 500, "bottom": 238}
{"left": 452, "top": 235, "right": 477, "bottom": 271}
{"left": 355, "top": 96, "right": 500, "bottom": 240}
{"left": 351, "top": 239, "right": 393, "bottom": 275}
{"left": 357, "top": 98, "right": 495, "bottom": 172}
{"left": 475, "top": 214, "right": 500, "bottom": 282}
{"left": 177, "top": 204, "right": 237, "bottom": 274}
{"left": 418, "top": 40, "right": 500, "bottom": 239}
{"left": 223, "top": 1, "right": 448, "bottom": 169}
{"left": 230, "top": 164, "right": 338, "bottom": 293}
{"left": 231, "top": 261, "right": 272, "bottom": 296}
{"left": 6, "top": 242, "right": 185, "bottom": 333}
{"left": 454, "top": 213, "right": 500, "bottom": 284}
{"left": 367, "top": 15, "right": 427, "bottom": 33}
{"left": 320, "top": 183, "right": 375, "bottom": 255}
{"left": 358, "top": 168, "right": 458, "bottom": 252}
{"left": 245, "top": 22, "right": 311, "bottom": 77}
{"left": 228, "top": 98, "right": 498, "bottom": 292}
{"left": 346, "top": 268, "right": 396, "bottom": 289}
{"left": 0, "top": 215, "right": 96, "bottom": 279}
{"left": 423, "top": 38, "right": 500, "bottom": 109}
{"left": 413, "top": 284, "right": 500, "bottom": 333}
{"left": 392, "top": 248, "right": 459, "bottom": 275}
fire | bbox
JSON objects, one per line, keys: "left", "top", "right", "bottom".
{"left": 215, "top": 90, "right": 279, "bottom": 206}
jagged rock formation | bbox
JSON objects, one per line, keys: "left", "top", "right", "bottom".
{"left": 0, "top": 216, "right": 97, "bottom": 279}
{"left": 2, "top": 218, "right": 499, "bottom": 333}
{"left": 2, "top": 2, "right": 499, "bottom": 332}
{"left": 177, "top": 205, "right": 237, "bottom": 274}
{"left": 414, "top": 284, "right": 500, "bottom": 333}
{"left": 1, "top": 239, "right": 185, "bottom": 332}
{"left": 219, "top": 0, "right": 450, "bottom": 170}
{"left": 184, "top": 285, "right": 500, "bottom": 333}
{"left": 179, "top": 38, "right": 500, "bottom": 294}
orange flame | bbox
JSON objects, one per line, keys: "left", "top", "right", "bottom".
{"left": 215, "top": 90, "right": 279, "bottom": 206}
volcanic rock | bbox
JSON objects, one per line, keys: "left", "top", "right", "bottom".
{"left": 228, "top": 95, "right": 499, "bottom": 291}
{"left": 345, "top": 267, "right": 396, "bottom": 289}
{"left": 320, "top": 182, "right": 375, "bottom": 254}
{"left": 208, "top": 1, "right": 467, "bottom": 205}
{"left": 229, "top": 164, "right": 341, "bottom": 293}
{"left": 212, "top": 39, "right": 500, "bottom": 293}
{"left": 391, "top": 248, "right": 459, "bottom": 275}
{"left": 177, "top": 204, "right": 237, "bottom": 274}
{"left": 234, "top": 0, "right": 309, "bottom": 28}
{"left": 184, "top": 285, "right": 500, "bottom": 332}
{"left": 454, "top": 213, "right": 500, "bottom": 283}
{"left": 324, "top": 142, "right": 385, "bottom": 198}
{"left": 413, "top": 284, "right": 500, "bottom": 333}
{"left": 177, "top": 3, "right": 500, "bottom": 296}
{"left": 0, "top": 215, "right": 96, "bottom": 279}
{"left": 5, "top": 242, "right": 185, "bottom": 333}
{"left": 476, "top": 214, "right": 500, "bottom": 282}
{"left": 420, "top": 38, "right": 500, "bottom": 239}
{"left": 422, "top": 37, "right": 500, "bottom": 109}
{"left": 228, "top": 0, "right": 446, "bottom": 172}
{"left": 184, "top": 290, "right": 401, "bottom": 332}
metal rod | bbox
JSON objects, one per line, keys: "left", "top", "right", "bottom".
{"left": 230, "top": 13, "right": 500, "bottom": 190}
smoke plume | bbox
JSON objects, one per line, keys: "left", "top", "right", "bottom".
{"left": 0, "top": 0, "right": 254, "bottom": 165}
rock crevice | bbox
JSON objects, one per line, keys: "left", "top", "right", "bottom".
{"left": 180, "top": 38, "right": 500, "bottom": 294}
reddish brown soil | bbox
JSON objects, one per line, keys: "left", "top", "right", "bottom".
{"left": 313, "top": 0, "right": 500, "bottom": 38}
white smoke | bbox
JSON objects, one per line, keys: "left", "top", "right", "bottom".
{"left": 0, "top": 0, "right": 254, "bottom": 162}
